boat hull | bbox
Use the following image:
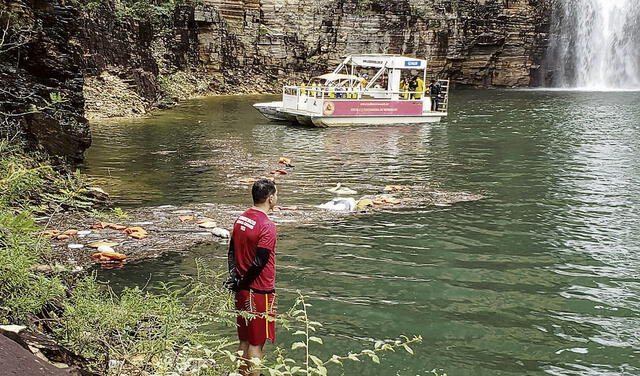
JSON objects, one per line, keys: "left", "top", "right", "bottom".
{"left": 254, "top": 102, "right": 445, "bottom": 127}
{"left": 253, "top": 102, "right": 296, "bottom": 122}
{"left": 310, "top": 114, "right": 445, "bottom": 127}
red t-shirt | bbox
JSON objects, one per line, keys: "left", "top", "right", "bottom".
{"left": 232, "top": 208, "right": 277, "bottom": 291}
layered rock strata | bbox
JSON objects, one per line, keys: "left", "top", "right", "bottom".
{"left": 192, "top": 0, "right": 552, "bottom": 88}
{"left": 82, "top": 0, "right": 552, "bottom": 119}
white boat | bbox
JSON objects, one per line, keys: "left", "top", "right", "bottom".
{"left": 253, "top": 54, "right": 450, "bottom": 127}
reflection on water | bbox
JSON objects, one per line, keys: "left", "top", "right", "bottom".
{"left": 89, "top": 91, "right": 640, "bottom": 376}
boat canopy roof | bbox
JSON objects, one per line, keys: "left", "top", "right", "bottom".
{"left": 346, "top": 54, "right": 428, "bottom": 70}
{"left": 315, "top": 73, "right": 364, "bottom": 82}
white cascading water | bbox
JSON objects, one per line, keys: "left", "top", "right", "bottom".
{"left": 545, "top": 0, "right": 640, "bottom": 90}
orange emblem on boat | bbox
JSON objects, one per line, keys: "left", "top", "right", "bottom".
{"left": 323, "top": 101, "right": 335, "bottom": 116}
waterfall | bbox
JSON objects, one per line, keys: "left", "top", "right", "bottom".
{"left": 544, "top": 0, "right": 640, "bottom": 90}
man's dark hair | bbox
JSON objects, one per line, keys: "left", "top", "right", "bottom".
{"left": 252, "top": 178, "right": 276, "bottom": 204}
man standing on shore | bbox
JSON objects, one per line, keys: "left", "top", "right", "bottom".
{"left": 225, "top": 178, "right": 278, "bottom": 376}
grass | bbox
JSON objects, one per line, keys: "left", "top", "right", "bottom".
{"left": 0, "top": 141, "right": 104, "bottom": 213}
{"left": 0, "top": 207, "right": 65, "bottom": 323}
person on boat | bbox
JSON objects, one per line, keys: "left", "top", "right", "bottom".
{"left": 400, "top": 79, "right": 409, "bottom": 100}
{"left": 409, "top": 76, "right": 417, "bottom": 98}
{"left": 361, "top": 73, "right": 369, "bottom": 88}
{"left": 225, "top": 178, "right": 279, "bottom": 376}
{"left": 311, "top": 82, "right": 318, "bottom": 97}
{"left": 429, "top": 80, "right": 442, "bottom": 111}
{"left": 300, "top": 83, "right": 307, "bottom": 96}
{"left": 413, "top": 76, "right": 425, "bottom": 99}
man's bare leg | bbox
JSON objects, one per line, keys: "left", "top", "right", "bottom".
{"left": 246, "top": 344, "right": 264, "bottom": 376}
{"left": 238, "top": 340, "right": 250, "bottom": 375}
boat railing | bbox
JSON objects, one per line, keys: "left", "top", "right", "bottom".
{"left": 283, "top": 86, "right": 438, "bottom": 100}
{"left": 283, "top": 84, "right": 449, "bottom": 113}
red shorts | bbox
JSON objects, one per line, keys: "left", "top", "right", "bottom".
{"left": 235, "top": 290, "right": 276, "bottom": 346}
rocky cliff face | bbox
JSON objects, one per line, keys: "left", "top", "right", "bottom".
{"left": 2, "top": 0, "right": 552, "bottom": 157}
{"left": 191, "top": 0, "right": 552, "bottom": 88}
{"left": 81, "top": 0, "right": 552, "bottom": 119}
{"left": 0, "top": 0, "right": 90, "bottom": 160}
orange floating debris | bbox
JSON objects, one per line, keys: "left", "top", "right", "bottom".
{"left": 270, "top": 169, "right": 288, "bottom": 175}
{"left": 63, "top": 229, "right": 78, "bottom": 236}
{"left": 88, "top": 240, "right": 119, "bottom": 248}
{"left": 99, "top": 261, "right": 126, "bottom": 269}
{"left": 278, "top": 157, "right": 292, "bottom": 165}
{"left": 179, "top": 215, "right": 195, "bottom": 222}
{"left": 92, "top": 251, "right": 127, "bottom": 261}
{"left": 124, "top": 227, "right": 148, "bottom": 239}
{"left": 129, "top": 232, "right": 149, "bottom": 239}
{"left": 107, "top": 223, "right": 127, "bottom": 231}
{"left": 124, "top": 227, "right": 146, "bottom": 234}
{"left": 56, "top": 234, "right": 70, "bottom": 240}
{"left": 383, "top": 185, "right": 410, "bottom": 193}
{"left": 90, "top": 222, "right": 110, "bottom": 229}
{"left": 42, "top": 230, "right": 61, "bottom": 238}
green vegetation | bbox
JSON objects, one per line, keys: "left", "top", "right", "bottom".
{"left": 69, "top": 0, "right": 183, "bottom": 22}
{"left": 0, "top": 208, "right": 65, "bottom": 322}
{"left": 410, "top": 6, "right": 430, "bottom": 21}
{"left": 0, "top": 142, "right": 95, "bottom": 323}
{"left": 270, "top": 293, "right": 423, "bottom": 376}
{"left": 90, "top": 206, "right": 130, "bottom": 221}
{"left": 159, "top": 71, "right": 212, "bottom": 100}
{"left": 0, "top": 141, "right": 102, "bottom": 213}
{"left": 52, "top": 263, "right": 238, "bottom": 373}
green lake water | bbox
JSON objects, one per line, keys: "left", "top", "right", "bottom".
{"left": 84, "top": 90, "right": 640, "bottom": 376}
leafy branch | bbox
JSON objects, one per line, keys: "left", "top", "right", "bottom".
{"left": 0, "top": 92, "right": 68, "bottom": 118}
{"left": 0, "top": 10, "right": 35, "bottom": 56}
